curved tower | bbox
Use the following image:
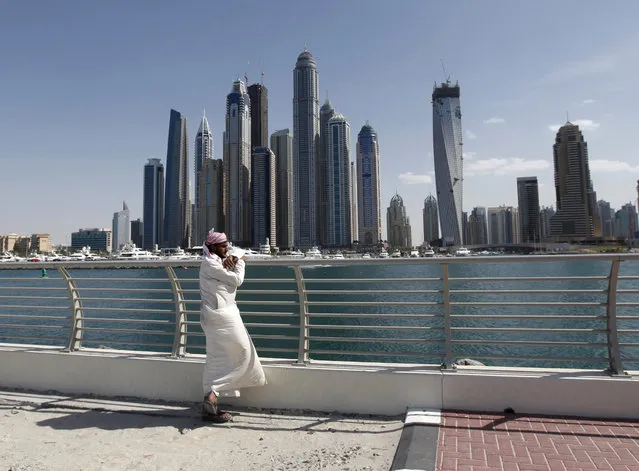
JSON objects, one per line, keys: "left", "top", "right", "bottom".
{"left": 293, "top": 48, "right": 320, "bottom": 248}
{"left": 432, "top": 81, "right": 463, "bottom": 246}
{"left": 224, "top": 79, "right": 252, "bottom": 246}
{"left": 356, "top": 122, "right": 382, "bottom": 246}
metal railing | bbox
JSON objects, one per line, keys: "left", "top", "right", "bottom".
{"left": 0, "top": 253, "right": 638, "bottom": 373}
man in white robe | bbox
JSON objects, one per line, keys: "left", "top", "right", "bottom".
{"left": 200, "top": 229, "right": 266, "bottom": 422}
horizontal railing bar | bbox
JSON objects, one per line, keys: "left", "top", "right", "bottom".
{"left": 0, "top": 305, "right": 68, "bottom": 310}
{"left": 242, "top": 334, "right": 300, "bottom": 341}
{"left": 307, "top": 289, "right": 442, "bottom": 295}
{"left": 183, "top": 312, "right": 300, "bottom": 318}
{"left": 0, "top": 314, "right": 69, "bottom": 320}
{"left": 72, "top": 278, "right": 170, "bottom": 282}
{"left": 303, "top": 278, "right": 441, "bottom": 283}
{"left": 306, "top": 301, "right": 441, "bottom": 306}
{"left": 79, "top": 327, "right": 174, "bottom": 335}
{"left": 619, "top": 276, "right": 639, "bottom": 280}
{"left": 80, "top": 340, "right": 173, "bottom": 347}
{"left": 310, "top": 349, "right": 443, "bottom": 358}
{"left": 244, "top": 279, "right": 298, "bottom": 283}
{"left": 450, "top": 340, "right": 606, "bottom": 347}
{"left": 309, "top": 336, "right": 442, "bottom": 344}
{"left": 616, "top": 303, "right": 639, "bottom": 306}
{"left": 620, "top": 344, "right": 639, "bottom": 348}
{"left": 450, "top": 302, "right": 604, "bottom": 306}
{"left": 617, "top": 290, "right": 639, "bottom": 294}
{"left": 75, "top": 288, "right": 173, "bottom": 292}
{"left": 0, "top": 287, "right": 68, "bottom": 291}
{"left": 618, "top": 330, "right": 639, "bottom": 334}
{"left": 0, "top": 295, "right": 70, "bottom": 300}
{"left": 80, "top": 297, "right": 174, "bottom": 303}
{"left": 450, "top": 314, "right": 606, "bottom": 319}
{"left": 454, "top": 354, "right": 608, "bottom": 362}
{"left": 309, "top": 313, "right": 443, "bottom": 318}
{"left": 308, "top": 325, "right": 443, "bottom": 331}
{"left": 185, "top": 345, "right": 298, "bottom": 353}
{"left": 450, "top": 327, "right": 607, "bottom": 333}
{"left": 241, "top": 323, "right": 299, "bottom": 329}
{"left": 237, "top": 301, "right": 298, "bottom": 305}
{"left": 610, "top": 316, "right": 639, "bottom": 320}
{"left": 450, "top": 276, "right": 607, "bottom": 282}
{"left": 83, "top": 317, "right": 174, "bottom": 324}
{"left": 0, "top": 335, "right": 66, "bottom": 342}
{"left": 79, "top": 307, "right": 173, "bottom": 313}
{"left": 0, "top": 278, "right": 64, "bottom": 281}
{"left": 450, "top": 289, "right": 606, "bottom": 294}
{"left": 0, "top": 324, "right": 66, "bottom": 329}
{"left": 232, "top": 290, "right": 299, "bottom": 295}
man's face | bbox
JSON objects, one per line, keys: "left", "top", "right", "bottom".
{"left": 212, "top": 242, "right": 228, "bottom": 258}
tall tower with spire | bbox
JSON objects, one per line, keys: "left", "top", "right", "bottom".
{"left": 293, "top": 48, "right": 320, "bottom": 248}
{"left": 224, "top": 79, "right": 252, "bottom": 247}
{"left": 247, "top": 81, "right": 269, "bottom": 150}
{"left": 318, "top": 97, "right": 335, "bottom": 246}
{"left": 194, "top": 110, "right": 213, "bottom": 243}
{"left": 356, "top": 122, "right": 382, "bottom": 246}
{"left": 432, "top": 80, "right": 463, "bottom": 246}
{"left": 164, "top": 109, "right": 190, "bottom": 248}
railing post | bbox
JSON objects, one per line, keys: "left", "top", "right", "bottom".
{"left": 605, "top": 259, "right": 624, "bottom": 376}
{"left": 293, "top": 265, "right": 310, "bottom": 364}
{"left": 166, "top": 266, "right": 187, "bottom": 358}
{"left": 441, "top": 263, "right": 454, "bottom": 369}
{"left": 58, "top": 267, "right": 83, "bottom": 352}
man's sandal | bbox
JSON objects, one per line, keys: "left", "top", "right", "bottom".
{"left": 202, "top": 395, "right": 232, "bottom": 423}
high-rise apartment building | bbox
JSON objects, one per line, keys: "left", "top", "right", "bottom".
{"left": 247, "top": 82, "right": 268, "bottom": 150}
{"left": 350, "top": 161, "right": 357, "bottom": 244}
{"left": 199, "top": 158, "right": 224, "bottom": 243}
{"left": 194, "top": 111, "right": 213, "bottom": 244}
{"left": 131, "top": 218, "right": 143, "bottom": 248}
{"left": 143, "top": 158, "right": 164, "bottom": 250}
{"left": 71, "top": 228, "right": 112, "bottom": 252}
{"left": 271, "top": 129, "right": 294, "bottom": 250}
{"left": 224, "top": 79, "right": 252, "bottom": 247}
{"left": 318, "top": 98, "right": 335, "bottom": 246}
{"left": 432, "top": 81, "right": 463, "bottom": 246}
{"left": 293, "top": 48, "right": 320, "bottom": 248}
{"left": 468, "top": 207, "right": 488, "bottom": 245}
{"left": 614, "top": 204, "right": 638, "bottom": 239}
{"left": 598, "top": 200, "right": 615, "bottom": 238}
{"left": 539, "top": 206, "right": 555, "bottom": 241}
{"left": 387, "top": 194, "right": 412, "bottom": 248}
{"left": 550, "top": 122, "right": 601, "bottom": 240}
{"left": 112, "top": 201, "right": 130, "bottom": 250}
{"left": 422, "top": 194, "right": 439, "bottom": 245}
{"left": 487, "top": 206, "right": 519, "bottom": 244}
{"left": 163, "top": 109, "right": 190, "bottom": 248}
{"left": 326, "top": 114, "right": 352, "bottom": 247}
{"left": 356, "top": 123, "right": 382, "bottom": 246}
{"left": 517, "top": 176, "right": 541, "bottom": 243}
{"left": 251, "top": 147, "right": 276, "bottom": 248}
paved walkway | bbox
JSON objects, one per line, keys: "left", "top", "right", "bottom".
{"left": 437, "top": 411, "right": 639, "bottom": 471}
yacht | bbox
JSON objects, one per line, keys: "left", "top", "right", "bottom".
{"left": 257, "top": 239, "right": 273, "bottom": 256}
{"left": 362, "top": 253, "right": 372, "bottom": 259}
{"left": 331, "top": 252, "right": 345, "bottom": 260}
{"left": 455, "top": 247, "right": 471, "bottom": 256}
{"left": 378, "top": 248, "right": 389, "bottom": 259}
{"left": 116, "top": 244, "right": 159, "bottom": 260}
{"left": 289, "top": 249, "right": 304, "bottom": 258}
{"left": 423, "top": 248, "right": 435, "bottom": 257}
{"left": 409, "top": 249, "right": 420, "bottom": 258}
{"left": 390, "top": 250, "right": 402, "bottom": 258}
{"left": 305, "top": 246, "right": 322, "bottom": 258}
{"left": 0, "top": 253, "right": 18, "bottom": 263}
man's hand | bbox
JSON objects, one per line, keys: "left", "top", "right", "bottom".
{"left": 223, "top": 256, "right": 239, "bottom": 270}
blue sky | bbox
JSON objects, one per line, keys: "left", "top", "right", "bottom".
{"left": 2, "top": 0, "right": 639, "bottom": 246}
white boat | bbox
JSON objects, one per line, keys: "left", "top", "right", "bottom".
{"left": 378, "top": 248, "right": 389, "bottom": 259}
{"left": 289, "top": 249, "right": 304, "bottom": 257}
{"left": 116, "top": 244, "right": 159, "bottom": 260}
{"left": 390, "top": 250, "right": 402, "bottom": 258}
{"left": 331, "top": 252, "right": 345, "bottom": 260}
{"left": 455, "top": 247, "right": 471, "bottom": 256}
{"left": 423, "top": 248, "right": 435, "bottom": 257}
{"left": 258, "top": 239, "right": 273, "bottom": 256}
{"left": 362, "top": 253, "right": 371, "bottom": 259}
{"left": 0, "top": 253, "right": 18, "bottom": 263}
{"left": 305, "top": 247, "right": 322, "bottom": 258}
{"left": 410, "top": 249, "right": 419, "bottom": 258}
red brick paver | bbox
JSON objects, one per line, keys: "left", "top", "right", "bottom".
{"left": 437, "top": 411, "right": 639, "bottom": 471}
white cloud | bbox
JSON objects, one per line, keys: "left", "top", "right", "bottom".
{"left": 581, "top": 99, "right": 595, "bottom": 105}
{"left": 466, "top": 158, "right": 551, "bottom": 177}
{"left": 539, "top": 55, "right": 616, "bottom": 84}
{"left": 398, "top": 172, "right": 433, "bottom": 184}
{"left": 548, "top": 119, "right": 600, "bottom": 133}
{"left": 483, "top": 117, "right": 505, "bottom": 125}
{"left": 589, "top": 159, "right": 639, "bottom": 173}
{"left": 463, "top": 151, "right": 476, "bottom": 160}
{"left": 465, "top": 130, "right": 477, "bottom": 139}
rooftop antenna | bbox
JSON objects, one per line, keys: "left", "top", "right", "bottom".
{"left": 261, "top": 70, "right": 264, "bottom": 85}
{"left": 304, "top": 41, "right": 308, "bottom": 52}
{"left": 566, "top": 110, "right": 570, "bottom": 123}
{"left": 245, "top": 60, "right": 250, "bottom": 84}
{"left": 440, "top": 59, "right": 450, "bottom": 85}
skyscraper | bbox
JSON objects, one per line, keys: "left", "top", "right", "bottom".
{"left": 326, "top": 114, "right": 351, "bottom": 247}
{"left": 517, "top": 176, "right": 541, "bottom": 243}
{"left": 247, "top": 82, "right": 268, "bottom": 150}
{"left": 350, "top": 161, "right": 357, "bottom": 244}
{"left": 293, "top": 48, "right": 320, "bottom": 248}
{"left": 614, "top": 204, "right": 638, "bottom": 239}
{"left": 271, "top": 129, "right": 294, "bottom": 250}
{"left": 539, "top": 206, "right": 555, "bottom": 241}
{"left": 318, "top": 98, "right": 335, "bottom": 246}
{"left": 194, "top": 110, "right": 213, "bottom": 244}
{"left": 163, "top": 109, "right": 190, "bottom": 248}
{"left": 432, "top": 81, "right": 463, "bottom": 246}
{"left": 468, "top": 207, "right": 488, "bottom": 245}
{"left": 356, "top": 123, "right": 382, "bottom": 247}
{"left": 143, "top": 158, "right": 164, "bottom": 250}
{"left": 422, "top": 194, "right": 439, "bottom": 245}
{"left": 251, "top": 147, "right": 277, "bottom": 248}
{"left": 112, "top": 201, "right": 130, "bottom": 250}
{"left": 224, "top": 79, "right": 252, "bottom": 247}
{"left": 131, "top": 218, "right": 143, "bottom": 248}
{"left": 487, "top": 206, "right": 519, "bottom": 244}
{"left": 199, "top": 158, "right": 224, "bottom": 243}
{"left": 550, "top": 122, "right": 601, "bottom": 240}
{"left": 387, "top": 194, "right": 412, "bottom": 248}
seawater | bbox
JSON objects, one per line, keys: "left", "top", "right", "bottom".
{"left": 1, "top": 259, "right": 638, "bottom": 369}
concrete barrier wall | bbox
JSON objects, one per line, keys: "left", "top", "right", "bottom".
{"left": 1, "top": 345, "right": 637, "bottom": 418}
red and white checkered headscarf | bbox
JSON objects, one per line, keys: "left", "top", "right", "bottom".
{"left": 205, "top": 229, "right": 227, "bottom": 246}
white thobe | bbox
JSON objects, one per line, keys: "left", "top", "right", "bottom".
{"left": 199, "top": 255, "right": 266, "bottom": 397}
